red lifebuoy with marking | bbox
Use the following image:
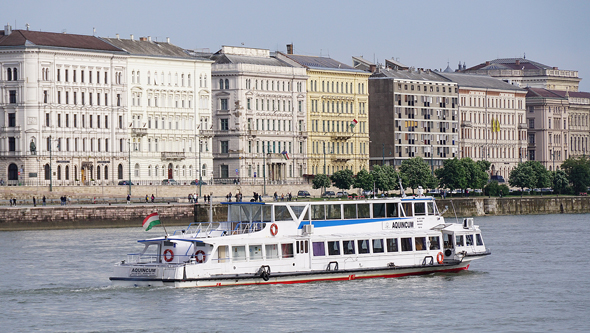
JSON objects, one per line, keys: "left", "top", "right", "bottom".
{"left": 163, "top": 249, "right": 174, "bottom": 262}
{"left": 270, "top": 223, "right": 278, "bottom": 236}
{"left": 437, "top": 252, "right": 444, "bottom": 265}
{"left": 195, "top": 250, "right": 206, "bottom": 263}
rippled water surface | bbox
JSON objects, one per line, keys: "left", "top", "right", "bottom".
{"left": 2, "top": 214, "right": 589, "bottom": 332}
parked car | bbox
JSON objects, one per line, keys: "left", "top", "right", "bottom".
{"left": 297, "top": 190, "right": 310, "bottom": 198}
{"left": 162, "top": 179, "right": 179, "bottom": 185}
{"left": 118, "top": 180, "right": 133, "bottom": 185}
{"left": 322, "top": 191, "right": 335, "bottom": 197}
{"left": 190, "top": 180, "right": 208, "bottom": 185}
{"left": 336, "top": 191, "right": 349, "bottom": 198}
{"left": 361, "top": 190, "right": 374, "bottom": 197}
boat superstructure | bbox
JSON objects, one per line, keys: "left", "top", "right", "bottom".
{"left": 110, "top": 193, "right": 490, "bottom": 287}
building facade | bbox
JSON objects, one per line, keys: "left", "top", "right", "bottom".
{"left": 0, "top": 26, "right": 128, "bottom": 186}
{"left": 463, "top": 58, "right": 580, "bottom": 92}
{"left": 209, "top": 46, "right": 308, "bottom": 184}
{"left": 103, "top": 36, "right": 213, "bottom": 185}
{"left": 368, "top": 68, "right": 459, "bottom": 169}
{"left": 437, "top": 72, "right": 527, "bottom": 180}
{"left": 278, "top": 49, "right": 371, "bottom": 176}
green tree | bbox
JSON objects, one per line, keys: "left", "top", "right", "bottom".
{"left": 463, "top": 158, "right": 489, "bottom": 191}
{"left": 399, "top": 157, "right": 437, "bottom": 193}
{"left": 370, "top": 165, "right": 398, "bottom": 193}
{"left": 561, "top": 156, "right": 590, "bottom": 194}
{"left": 484, "top": 181, "right": 500, "bottom": 196}
{"left": 312, "top": 174, "right": 331, "bottom": 190}
{"left": 354, "top": 169, "right": 374, "bottom": 191}
{"left": 330, "top": 169, "right": 354, "bottom": 190}
{"left": 528, "top": 161, "right": 552, "bottom": 189}
{"left": 551, "top": 169, "right": 568, "bottom": 194}
{"left": 509, "top": 163, "right": 536, "bottom": 194}
{"left": 435, "top": 158, "right": 467, "bottom": 191}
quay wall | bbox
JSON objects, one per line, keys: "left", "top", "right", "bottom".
{"left": 1, "top": 196, "right": 589, "bottom": 231}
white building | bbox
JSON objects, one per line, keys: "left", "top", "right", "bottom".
{"left": 103, "top": 36, "right": 213, "bottom": 185}
{"left": 0, "top": 26, "right": 128, "bottom": 186}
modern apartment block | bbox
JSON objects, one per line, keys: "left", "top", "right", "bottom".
{"left": 278, "top": 47, "right": 371, "bottom": 176}
{"left": 368, "top": 67, "right": 459, "bottom": 169}
{"left": 208, "top": 46, "right": 308, "bottom": 184}
{"left": 463, "top": 58, "right": 580, "bottom": 92}
{"left": 436, "top": 72, "right": 527, "bottom": 179}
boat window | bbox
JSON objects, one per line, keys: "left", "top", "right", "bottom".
{"left": 358, "top": 204, "right": 370, "bottom": 218}
{"left": 358, "top": 240, "right": 370, "bottom": 254}
{"left": 415, "top": 237, "right": 426, "bottom": 251}
{"left": 443, "top": 233, "right": 453, "bottom": 249}
{"left": 343, "top": 240, "right": 355, "bottom": 254}
{"left": 313, "top": 242, "right": 325, "bottom": 256}
{"left": 249, "top": 245, "right": 263, "bottom": 260}
{"left": 296, "top": 240, "right": 309, "bottom": 254}
{"left": 216, "top": 245, "right": 229, "bottom": 264}
{"left": 229, "top": 206, "right": 246, "bottom": 222}
{"left": 281, "top": 243, "right": 294, "bottom": 258}
{"left": 311, "top": 205, "right": 325, "bottom": 220}
{"left": 401, "top": 237, "right": 413, "bottom": 252}
{"left": 251, "top": 205, "right": 262, "bottom": 222}
{"left": 456, "top": 235, "right": 464, "bottom": 247}
{"left": 232, "top": 245, "right": 246, "bottom": 261}
{"left": 386, "top": 238, "right": 398, "bottom": 252}
{"left": 414, "top": 202, "right": 426, "bottom": 216}
{"left": 402, "top": 202, "right": 412, "bottom": 216}
{"left": 262, "top": 205, "right": 272, "bottom": 222}
{"left": 328, "top": 241, "right": 340, "bottom": 255}
{"left": 476, "top": 234, "right": 484, "bottom": 246}
{"left": 326, "top": 204, "right": 342, "bottom": 220}
{"left": 265, "top": 244, "right": 279, "bottom": 259}
{"left": 373, "top": 203, "right": 385, "bottom": 218}
{"left": 372, "top": 239, "right": 384, "bottom": 253}
{"left": 429, "top": 236, "right": 440, "bottom": 250}
{"left": 427, "top": 202, "right": 435, "bottom": 215}
{"left": 275, "top": 205, "right": 293, "bottom": 221}
{"left": 465, "top": 235, "right": 474, "bottom": 246}
{"left": 387, "top": 203, "right": 399, "bottom": 217}
{"left": 343, "top": 204, "right": 356, "bottom": 219}
{"left": 291, "top": 205, "right": 307, "bottom": 220}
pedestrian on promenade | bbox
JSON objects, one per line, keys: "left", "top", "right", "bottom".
{"left": 188, "top": 193, "right": 193, "bottom": 203}
{"left": 194, "top": 193, "right": 198, "bottom": 203}
{"left": 127, "top": 194, "right": 131, "bottom": 204}
{"left": 42, "top": 196, "right": 46, "bottom": 206}
{"left": 145, "top": 195, "right": 149, "bottom": 203}
{"left": 33, "top": 197, "right": 36, "bottom": 207}
{"left": 151, "top": 194, "right": 155, "bottom": 203}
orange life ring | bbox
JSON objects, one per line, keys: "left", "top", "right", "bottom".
{"left": 195, "top": 250, "right": 206, "bottom": 263}
{"left": 270, "top": 223, "right": 278, "bottom": 236}
{"left": 163, "top": 249, "right": 174, "bottom": 262}
{"left": 437, "top": 252, "right": 444, "bottom": 265}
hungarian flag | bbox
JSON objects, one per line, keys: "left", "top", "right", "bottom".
{"left": 350, "top": 119, "right": 358, "bottom": 128}
{"left": 143, "top": 212, "right": 161, "bottom": 231}
{"left": 281, "top": 151, "right": 289, "bottom": 160}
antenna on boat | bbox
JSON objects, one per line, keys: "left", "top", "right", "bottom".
{"left": 450, "top": 200, "right": 459, "bottom": 224}
{"left": 398, "top": 177, "right": 406, "bottom": 198}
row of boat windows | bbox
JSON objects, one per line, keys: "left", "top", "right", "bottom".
{"left": 228, "top": 201, "right": 437, "bottom": 223}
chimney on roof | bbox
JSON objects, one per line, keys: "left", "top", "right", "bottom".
{"left": 148, "top": 36, "right": 152, "bottom": 42}
{"left": 26, "top": 23, "right": 29, "bottom": 31}
{"left": 4, "top": 24, "right": 11, "bottom": 35}
{"left": 140, "top": 37, "right": 147, "bottom": 41}
{"left": 515, "top": 59, "right": 520, "bottom": 65}
{"left": 130, "top": 34, "right": 134, "bottom": 41}
{"left": 553, "top": 67, "right": 558, "bottom": 70}
{"left": 369, "top": 64, "right": 376, "bottom": 73}
{"left": 116, "top": 33, "right": 120, "bottom": 40}
{"left": 286, "top": 44, "right": 293, "bottom": 55}
{"left": 485, "top": 61, "right": 490, "bottom": 65}
{"left": 166, "top": 37, "right": 170, "bottom": 44}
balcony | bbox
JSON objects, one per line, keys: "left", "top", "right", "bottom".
{"left": 461, "top": 121, "right": 472, "bottom": 128}
{"left": 161, "top": 152, "right": 186, "bottom": 160}
{"left": 131, "top": 128, "right": 147, "bottom": 136}
{"left": 199, "top": 129, "right": 214, "bottom": 138}
{"left": 331, "top": 154, "right": 352, "bottom": 162}
{"left": 518, "top": 123, "right": 528, "bottom": 129}
{"left": 330, "top": 133, "right": 353, "bottom": 140}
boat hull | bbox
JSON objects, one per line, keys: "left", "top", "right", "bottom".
{"left": 110, "top": 261, "right": 471, "bottom": 288}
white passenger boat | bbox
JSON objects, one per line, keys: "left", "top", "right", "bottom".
{"left": 110, "top": 190, "right": 490, "bottom": 288}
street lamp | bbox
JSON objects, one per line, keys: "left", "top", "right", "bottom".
{"left": 128, "top": 139, "right": 132, "bottom": 195}
{"left": 49, "top": 135, "right": 52, "bottom": 192}
{"left": 198, "top": 139, "right": 202, "bottom": 197}
{"left": 263, "top": 143, "right": 267, "bottom": 196}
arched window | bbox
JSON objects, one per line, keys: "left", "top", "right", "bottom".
{"left": 181, "top": 74, "right": 185, "bottom": 86}
{"left": 44, "top": 164, "right": 50, "bottom": 180}
{"left": 57, "top": 165, "right": 62, "bottom": 180}
{"left": 182, "top": 165, "right": 186, "bottom": 177}
{"left": 225, "top": 79, "right": 229, "bottom": 89}
{"left": 134, "top": 163, "right": 140, "bottom": 177}
{"left": 199, "top": 74, "right": 203, "bottom": 87}
{"left": 202, "top": 164, "right": 207, "bottom": 177}
{"left": 219, "top": 79, "right": 224, "bottom": 89}
{"left": 104, "top": 165, "right": 108, "bottom": 180}
{"left": 65, "top": 165, "right": 70, "bottom": 180}
{"left": 7, "top": 68, "right": 12, "bottom": 81}
{"left": 147, "top": 71, "right": 151, "bottom": 85}
{"left": 118, "top": 164, "right": 123, "bottom": 180}
{"left": 188, "top": 74, "right": 191, "bottom": 87}
{"left": 8, "top": 163, "right": 18, "bottom": 180}
{"left": 96, "top": 165, "right": 101, "bottom": 180}
{"left": 155, "top": 165, "right": 159, "bottom": 178}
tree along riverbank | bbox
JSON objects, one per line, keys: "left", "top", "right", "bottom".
{"left": 0, "top": 196, "right": 588, "bottom": 231}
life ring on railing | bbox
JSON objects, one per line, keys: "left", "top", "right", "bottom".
{"left": 163, "top": 249, "right": 174, "bottom": 262}
{"left": 437, "top": 252, "right": 444, "bottom": 265}
{"left": 195, "top": 250, "right": 206, "bottom": 263}
{"left": 270, "top": 223, "right": 278, "bottom": 236}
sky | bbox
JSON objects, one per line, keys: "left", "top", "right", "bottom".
{"left": 6, "top": 0, "right": 590, "bottom": 91}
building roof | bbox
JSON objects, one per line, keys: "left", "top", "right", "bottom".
{"left": 436, "top": 72, "right": 526, "bottom": 92}
{"left": 548, "top": 90, "right": 590, "bottom": 99}
{"left": 465, "top": 58, "right": 553, "bottom": 71}
{"left": 281, "top": 53, "right": 365, "bottom": 73}
{"left": 371, "top": 67, "right": 452, "bottom": 83}
{"left": 525, "top": 88, "right": 568, "bottom": 99}
{"left": 101, "top": 37, "right": 193, "bottom": 58}
{"left": 212, "top": 53, "right": 292, "bottom": 67}
{"left": 0, "top": 29, "right": 121, "bottom": 52}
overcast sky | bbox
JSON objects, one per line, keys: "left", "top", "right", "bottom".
{"left": 7, "top": 0, "right": 590, "bottom": 91}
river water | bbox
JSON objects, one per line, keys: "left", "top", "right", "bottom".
{"left": 1, "top": 213, "right": 589, "bottom": 332}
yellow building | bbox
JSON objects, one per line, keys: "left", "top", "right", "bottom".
{"left": 278, "top": 49, "right": 370, "bottom": 176}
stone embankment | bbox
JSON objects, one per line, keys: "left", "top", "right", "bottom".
{"left": 1, "top": 196, "right": 589, "bottom": 231}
